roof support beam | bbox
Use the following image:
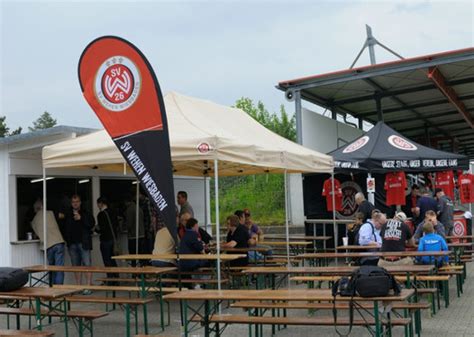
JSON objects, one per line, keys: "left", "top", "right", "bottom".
{"left": 428, "top": 67, "right": 474, "bottom": 128}
{"left": 357, "top": 93, "right": 474, "bottom": 118}
{"left": 399, "top": 120, "right": 468, "bottom": 133}
{"left": 329, "top": 77, "right": 474, "bottom": 106}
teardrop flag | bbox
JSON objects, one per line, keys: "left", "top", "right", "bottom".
{"left": 78, "top": 35, "right": 177, "bottom": 243}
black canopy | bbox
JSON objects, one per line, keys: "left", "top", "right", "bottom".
{"left": 329, "top": 122, "right": 469, "bottom": 173}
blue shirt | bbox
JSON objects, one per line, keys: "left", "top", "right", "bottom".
{"left": 416, "top": 233, "right": 448, "bottom": 265}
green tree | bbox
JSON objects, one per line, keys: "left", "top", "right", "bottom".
{"left": 235, "top": 97, "right": 296, "bottom": 141}
{"left": 0, "top": 116, "right": 8, "bottom": 137}
{"left": 0, "top": 116, "right": 22, "bottom": 137}
{"left": 29, "top": 111, "right": 57, "bottom": 131}
{"left": 210, "top": 98, "right": 296, "bottom": 226}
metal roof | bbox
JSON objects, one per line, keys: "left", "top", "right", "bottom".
{"left": 277, "top": 47, "right": 474, "bottom": 158}
{"left": 0, "top": 125, "right": 97, "bottom": 146}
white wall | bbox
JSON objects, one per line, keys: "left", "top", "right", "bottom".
{"left": 287, "top": 109, "right": 364, "bottom": 224}
{"left": 0, "top": 149, "right": 11, "bottom": 265}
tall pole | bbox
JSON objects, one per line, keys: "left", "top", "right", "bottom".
{"left": 42, "top": 168, "right": 47, "bottom": 266}
{"left": 366, "top": 25, "right": 377, "bottom": 65}
{"left": 331, "top": 172, "right": 337, "bottom": 265}
{"left": 214, "top": 159, "right": 221, "bottom": 290}
{"left": 295, "top": 90, "right": 302, "bottom": 145}
{"left": 204, "top": 176, "right": 208, "bottom": 233}
{"left": 284, "top": 170, "right": 290, "bottom": 267}
{"left": 135, "top": 180, "right": 139, "bottom": 256}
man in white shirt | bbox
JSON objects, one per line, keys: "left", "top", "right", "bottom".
{"left": 358, "top": 210, "right": 385, "bottom": 265}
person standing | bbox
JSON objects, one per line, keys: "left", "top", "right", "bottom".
{"left": 125, "top": 196, "right": 145, "bottom": 264}
{"left": 64, "top": 194, "right": 94, "bottom": 292}
{"left": 414, "top": 188, "right": 439, "bottom": 225}
{"left": 357, "top": 210, "right": 384, "bottom": 266}
{"left": 355, "top": 192, "right": 375, "bottom": 223}
{"left": 31, "top": 199, "right": 65, "bottom": 284}
{"left": 177, "top": 191, "right": 194, "bottom": 217}
{"left": 435, "top": 188, "right": 454, "bottom": 236}
{"left": 403, "top": 184, "right": 420, "bottom": 221}
{"left": 95, "top": 197, "right": 119, "bottom": 283}
{"left": 378, "top": 212, "right": 415, "bottom": 266}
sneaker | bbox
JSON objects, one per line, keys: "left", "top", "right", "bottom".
{"left": 82, "top": 289, "right": 93, "bottom": 295}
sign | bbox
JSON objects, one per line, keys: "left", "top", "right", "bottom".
{"left": 367, "top": 177, "right": 375, "bottom": 193}
{"left": 78, "top": 36, "right": 177, "bottom": 243}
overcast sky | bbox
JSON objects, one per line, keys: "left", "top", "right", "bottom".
{"left": 1, "top": 0, "right": 473, "bottom": 131}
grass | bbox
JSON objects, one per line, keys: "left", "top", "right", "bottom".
{"left": 210, "top": 174, "right": 286, "bottom": 226}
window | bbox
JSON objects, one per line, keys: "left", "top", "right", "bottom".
{"left": 16, "top": 177, "right": 92, "bottom": 241}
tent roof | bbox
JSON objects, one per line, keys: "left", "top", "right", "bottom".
{"left": 329, "top": 121, "right": 469, "bottom": 173}
{"left": 277, "top": 47, "right": 474, "bottom": 158}
{"left": 42, "top": 92, "right": 333, "bottom": 176}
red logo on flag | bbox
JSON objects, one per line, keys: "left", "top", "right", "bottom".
{"left": 94, "top": 56, "right": 141, "bottom": 112}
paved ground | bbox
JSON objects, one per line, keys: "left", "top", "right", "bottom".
{"left": 1, "top": 264, "right": 473, "bottom": 337}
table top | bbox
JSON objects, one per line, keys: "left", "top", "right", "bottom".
{"left": 336, "top": 245, "right": 381, "bottom": 251}
{"left": 0, "top": 287, "right": 78, "bottom": 300}
{"left": 112, "top": 254, "right": 247, "bottom": 261}
{"left": 298, "top": 251, "right": 451, "bottom": 259}
{"left": 263, "top": 235, "right": 332, "bottom": 241}
{"left": 446, "top": 235, "right": 474, "bottom": 240}
{"left": 241, "top": 265, "right": 434, "bottom": 275}
{"left": 258, "top": 241, "right": 312, "bottom": 246}
{"left": 447, "top": 242, "right": 473, "bottom": 248}
{"left": 222, "top": 247, "right": 272, "bottom": 253}
{"left": 25, "top": 265, "right": 177, "bottom": 274}
{"left": 164, "top": 288, "right": 414, "bottom": 302}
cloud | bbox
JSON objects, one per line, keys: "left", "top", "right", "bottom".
{"left": 1, "top": 0, "right": 472, "bottom": 130}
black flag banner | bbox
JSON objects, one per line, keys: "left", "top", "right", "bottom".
{"left": 78, "top": 36, "right": 177, "bottom": 243}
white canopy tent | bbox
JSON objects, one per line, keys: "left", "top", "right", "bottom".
{"left": 41, "top": 92, "right": 335, "bottom": 287}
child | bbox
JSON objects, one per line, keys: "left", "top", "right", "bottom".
{"left": 416, "top": 220, "right": 449, "bottom": 266}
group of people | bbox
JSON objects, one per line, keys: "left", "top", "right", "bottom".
{"left": 349, "top": 186, "right": 453, "bottom": 267}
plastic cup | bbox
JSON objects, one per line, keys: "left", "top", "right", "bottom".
{"left": 342, "top": 237, "right": 349, "bottom": 246}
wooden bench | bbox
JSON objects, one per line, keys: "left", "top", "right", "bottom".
{"left": 95, "top": 277, "right": 229, "bottom": 286}
{"left": 67, "top": 296, "right": 153, "bottom": 336}
{"left": 0, "top": 330, "right": 55, "bottom": 336}
{"left": 190, "top": 314, "right": 411, "bottom": 330}
{"left": 0, "top": 307, "right": 107, "bottom": 336}
{"left": 53, "top": 284, "right": 179, "bottom": 294}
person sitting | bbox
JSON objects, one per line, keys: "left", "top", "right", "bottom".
{"left": 178, "top": 212, "right": 192, "bottom": 239}
{"left": 416, "top": 221, "right": 449, "bottom": 266}
{"left": 378, "top": 212, "right": 415, "bottom": 267}
{"left": 357, "top": 210, "right": 384, "bottom": 266}
{"left": 151, "top": 226, "right": 176, "bottom": 268}
{"left": 222, "top": 215, "right": 251, "bottom": 266}
{"left": 243, "top": 208, "right": 263, "bottom": 241}
{"left": 413, "top": 210, "right": 446, "bottom": 243}
{"left": 178, "top": 218, "right": 208, "bottom": 272}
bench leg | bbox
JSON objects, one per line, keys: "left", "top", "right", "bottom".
{"left": 444, "top": 280, "right": 449, "bottom": 307}
{"left": 143, "top": 303, "right": 149, "bottom": 334}
{"left": 183, "top": 299, "right": 189, "bottom": 337}
{"left": 374, "top": 301, "right": 381, "bottom": 337}
{"left": 125, "top": 304, "right": 131, "bottom": 337}
{"left": 78, "top": 318, "right": 84, "bottom": 337}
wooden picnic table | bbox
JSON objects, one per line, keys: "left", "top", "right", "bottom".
{"left": 24, "top": 264, "right": 176, "bottom": 331}
{"left": 164, "top": 288, "right": 414, "bottom": 337}
{"left": 112, "top": 253, "right": 247, "bottom": 261}
{"left": 263, "top": 234, "right": 332, "bottom": 240}
{"left": 0, "top": 287, "right": 78, "bottom": 335}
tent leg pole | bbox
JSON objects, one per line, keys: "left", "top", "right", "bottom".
{"left": 43, "top": 168, "right": 47, "bottom": 266}
{"left": 331, "top": 172, "right": 337, "bottom": 266}
{"left": 214, "top": 159, "right": 221, "bottom": 313}
{"left": 368, "top": 173, "right": 375, "bottom": 205}
{"left": 204, "top": 177, "right": 208, "bottom": 234}
{"left": 284, "top": 171, "right": 290, "bottom": 270}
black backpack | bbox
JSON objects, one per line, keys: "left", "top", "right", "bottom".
{"left": 331, "top": 266, "right": 401, "bottom": 336}
{"left": 0, "top": 268, "right": 29, "bottom": 292}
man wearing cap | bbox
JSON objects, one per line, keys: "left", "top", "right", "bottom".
{"left": 378, "top": 212, "right": 415, "bottom": 266}
{"left": 435, "top": 188, "right": 454, "bottom": 236}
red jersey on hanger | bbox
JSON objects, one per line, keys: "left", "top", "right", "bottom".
{"left": 435, "top": 171, "right": 455, "bottom": 200}
{"left": 322, "top": 178, "right": 343, "bottom": 212}
{"left": 384, "top": 171, "right": 407, "bottom": 206}
{"left": 458, "top": 173, "right": 474, "bottom": 203}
